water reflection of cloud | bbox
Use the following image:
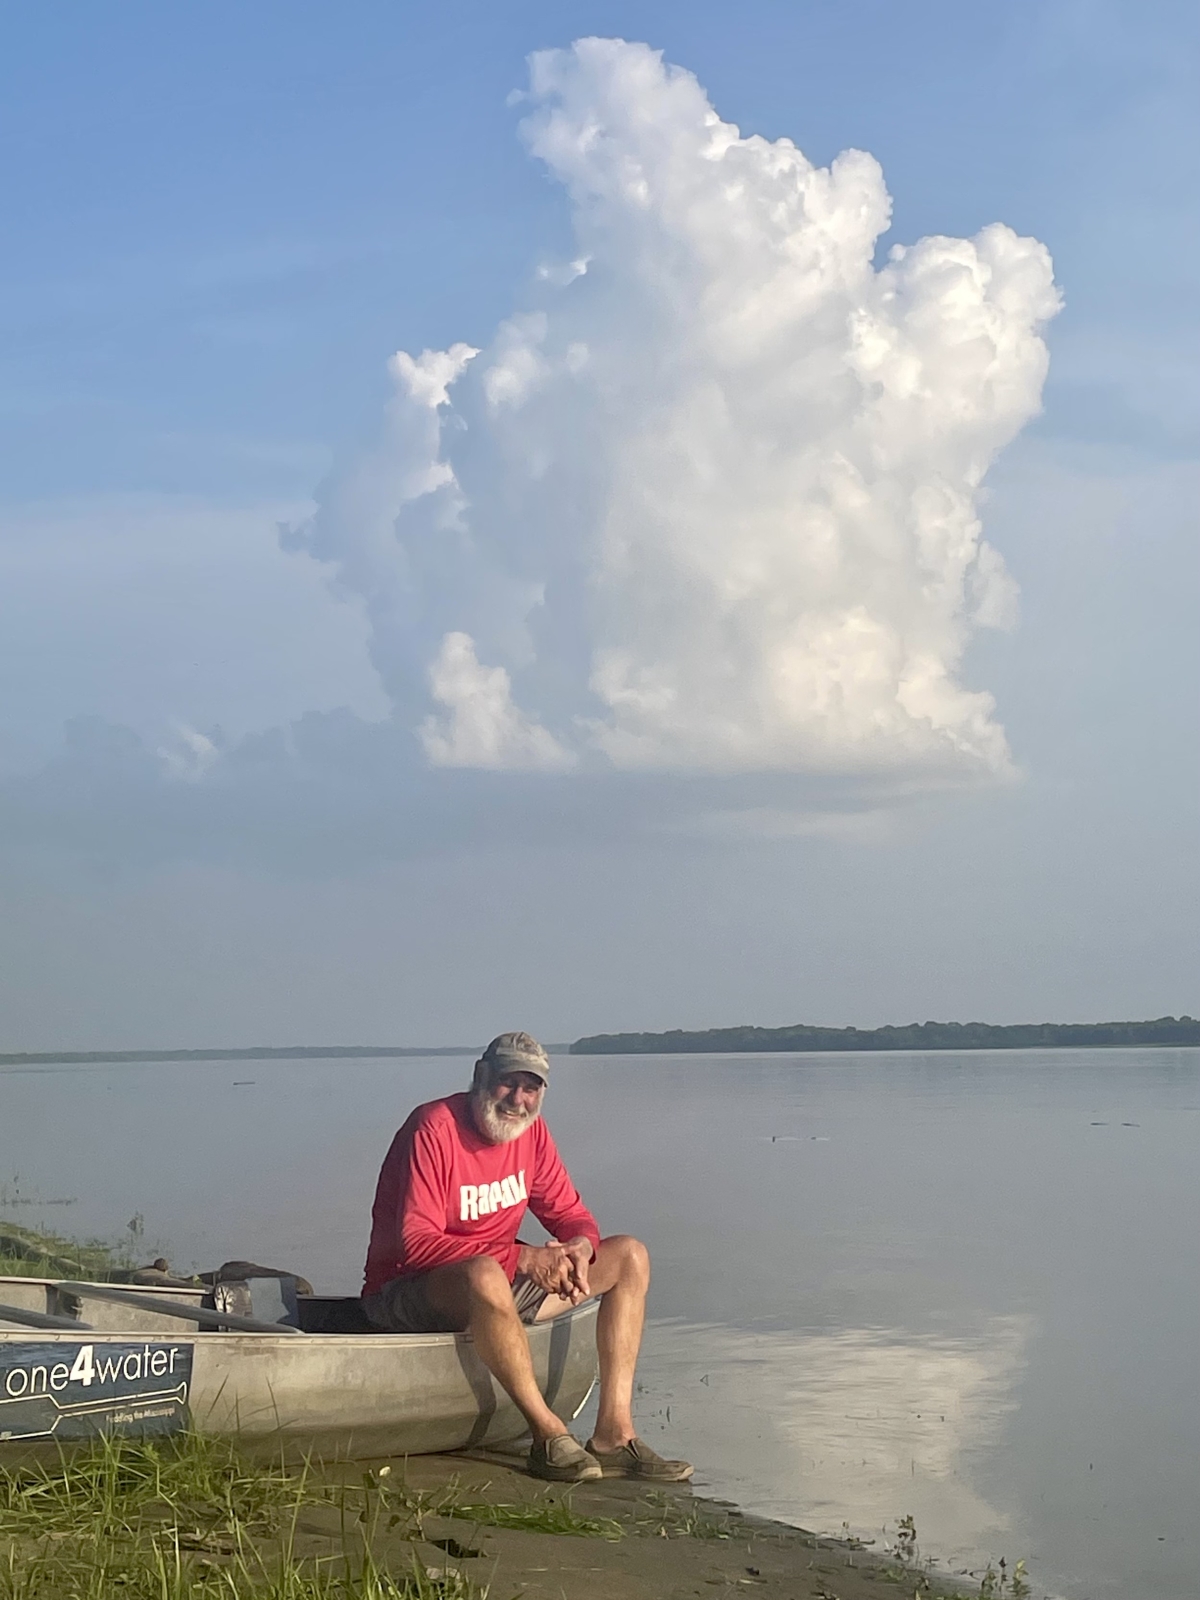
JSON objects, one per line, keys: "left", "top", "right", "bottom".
{"left": 635, "top": 1317, "right": 1031, "bottom": 1570}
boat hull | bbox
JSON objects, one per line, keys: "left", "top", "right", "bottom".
{"left": 0, "top": 1277, "right": 598, "bottom": 1461}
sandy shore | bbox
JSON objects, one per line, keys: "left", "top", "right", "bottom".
{"left": 307, "top": 1447, "right": 987, "bottom": 1599}
{"left": 0, "top": 1430, "right": 998, "bottom": 1598}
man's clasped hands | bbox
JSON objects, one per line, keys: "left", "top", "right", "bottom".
{"left": 516, "top": 1235, "right": 593, "bottom": 1304}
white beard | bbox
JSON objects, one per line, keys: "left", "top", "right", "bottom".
{"left": 471, "top": 1090, "right": 542, "bottom": 1145}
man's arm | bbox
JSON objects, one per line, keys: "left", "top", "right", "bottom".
{"left": 524, "top": 1123, "right": 601, "bottom": 1298}
{"left": 393, "top": 1119, "right": 472, "bottom": 1276}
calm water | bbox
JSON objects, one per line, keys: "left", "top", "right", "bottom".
{"left": 2, "top": 1048, "right": 1197, "bottom": 1599}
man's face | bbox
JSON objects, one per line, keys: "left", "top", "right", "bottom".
{"left": 472, "top": 1068, "right": 546, "bottom": 1145}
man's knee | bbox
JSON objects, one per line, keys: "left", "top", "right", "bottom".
{"left": 427, "top": 1254, "right": 516, "bottom": 1322}
{"left": 602, "top": 1233, "right": 650, "bottom": 1287}
{"left": 458, "top": 1254, "right": 516, "bottom": 1307}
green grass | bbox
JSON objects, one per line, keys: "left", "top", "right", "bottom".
{"left": 358, "top": 1465, "right": 623, "bottom": 1542}
{"left": 0, "top": 1539, "right": 481, "bottom": 1599}
{"left": 0, "top": 1220, "right": 131, "bottom": 1283}
{"left": 0, "top": 1438, "right": 643, "bottom": 1600}
{"left": 0, "top": 1433, "right": 311, "bottom": 1543}
{"left": 450, "top": 1495, "right": 622, "bottom": 1539}
{"left": 0, "top": 1440, "right": 486, "bottom": 1600}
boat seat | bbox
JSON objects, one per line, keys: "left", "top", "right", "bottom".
{"left": 210, "top": 1275, "right": 301, "bottom": 1328}
{"left": 204, "top": 1260, "right": 314, "bottom": 1296}
{"left": 296, "top": 1296, "right": 378, "bottom": 1334}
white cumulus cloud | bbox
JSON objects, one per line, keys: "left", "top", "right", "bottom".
{"left": 157, "top": 722, "right": 221, "bottom": 782}
{"left": 295, "top": 37, "right": 1060, "bottom": 783}
{"left": 419, "top": 630, "right": 575, "bottom": 771}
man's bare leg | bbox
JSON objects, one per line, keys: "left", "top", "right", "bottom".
{"left": 535, "top": 1233, "right": 650, "bottom": 1450}
{"left": 421, "top": 1256, "right": 568, "bottom": 1443}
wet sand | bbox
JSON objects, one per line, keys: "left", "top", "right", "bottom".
{"left": 307, "top": 1448, "right": 982, "bottom": 1599}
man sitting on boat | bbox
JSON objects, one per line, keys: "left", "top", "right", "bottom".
{"left": 362, "top": 1030, "right": 692, "bottom": 1486}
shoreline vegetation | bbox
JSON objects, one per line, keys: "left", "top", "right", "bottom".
{"left": 0, "top": 1434, "right": 1022, "bottom": 1600}
{"left": 0, "top": 1219, "right": 133, "bottom": 1281}
{"left": 0, "top": 1047, "right": 479, "bottom": 1066}
{"left": 0, "top": 1226, "right": 1023, "bottom": 1599}
{"left": 1, "top": 1015, "right": 1197, "bottom": 1066}
{"left": 571, "top": 1015, "right": 1200, "bottom": 1054}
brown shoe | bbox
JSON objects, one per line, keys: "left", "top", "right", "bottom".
{"left": 585, "top": 1436, "right": 694, "bottom": 1481}
{"left": 528, "top": 1433, "right": 604, "bottom": 1482}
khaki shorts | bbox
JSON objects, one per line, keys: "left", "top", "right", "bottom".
{"left": 362, "top": 1269, "right": 549, "bottom": 1334}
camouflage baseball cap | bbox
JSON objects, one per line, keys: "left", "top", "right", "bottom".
{"left": 479, "top": 1031, "right": 550, "bottom": 1083}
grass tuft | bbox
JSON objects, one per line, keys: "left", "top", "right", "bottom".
{"left": 0, "top": 1435, "right": 467, "bottom": 1599}
{"left": 356, "top": 1466, "right": 623, "bottom": 1542}
{"left": 1, "top": 1537, "right": 483, "bottom": 1598}
{"left": 0, "top": 1431, "right": 311, "bottom": 1542}
{"left": 634, "top": 1488, "right": 734, "bottom": 1540}
{"left": 0, "top": 1220, "right": 131, "bottom": 1283}
{"left": 450, "top": 1494, "right": 622, "bottom": 1539}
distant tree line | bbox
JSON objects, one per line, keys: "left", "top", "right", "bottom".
{"left": 0, "top": 1046, "right": 475, "bottom": 1066}
{"left": 569, "top": 1016, "right": 1200, "bottom": 1054}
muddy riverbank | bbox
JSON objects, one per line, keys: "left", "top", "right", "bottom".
{"left": 0, "top": 1431, "right": 1007, "bottom": 1599}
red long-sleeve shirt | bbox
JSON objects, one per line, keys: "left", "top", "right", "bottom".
{"left": 362, "top": 1092, "right": 600, "bottom": 1296}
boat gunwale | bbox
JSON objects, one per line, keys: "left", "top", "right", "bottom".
{"left": 0, "top": 1283, "right": 600, "bottom": 1348}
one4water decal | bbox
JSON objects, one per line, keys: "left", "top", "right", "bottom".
{"left": 0, "top": 1341, "right": 193, "bottom": 1440}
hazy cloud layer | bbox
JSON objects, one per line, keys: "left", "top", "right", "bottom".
{"left": 0, "top": 496, "right": 388, "bottom": 774}
{"left": 295, "top": 37, "right": 1060, "bottom": 782}
{"left": 0, "top": 709, "right": 901, "bottom": 873}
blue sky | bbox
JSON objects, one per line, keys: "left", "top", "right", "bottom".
{"left": 0, "top": 1, "right": 1195, "bottom": 1047}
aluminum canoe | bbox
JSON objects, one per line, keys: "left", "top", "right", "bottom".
{"left": 0, "top": 1276, "right": 598, "bottom": 1460}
